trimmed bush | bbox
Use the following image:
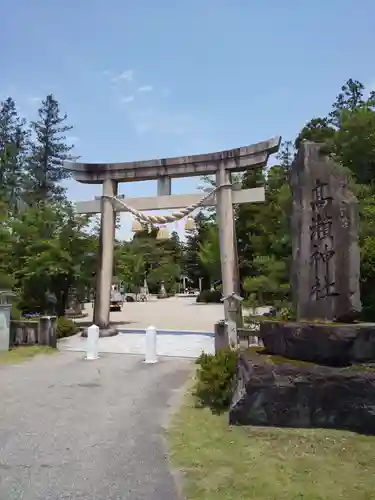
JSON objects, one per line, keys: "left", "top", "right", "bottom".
{"left": 193, "top": 348, "right": 239, "bottom": 413}
{"left": 56, "top": 317, "right": 78, "bottom": 339}
{"left": 196, "top": 289, "right": 222, "bottom": 303}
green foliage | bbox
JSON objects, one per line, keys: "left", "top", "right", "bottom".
{"left": 193, "top": 348, "right": 239, "bottom": 412}
{"left": 198, "top": 224, "right": 221, "bottom": 282}
{"left": 10, "top": 302, "right": 22, "bottom": 320}
{"left": 183, "top": 212, "right": 211, "bottom": 289}
{"left": 196, "top": 289, "right": 222, "bottom": 303}
{"left": 115, "top": 229, "right": 182, "bottom": 294}
{"left": 56, "top": 316, "right": 78, "bottom": 339}
{"left": 279, "top": 306, "right": 295, "bottom": 321}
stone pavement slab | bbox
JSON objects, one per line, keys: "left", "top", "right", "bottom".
{"left": 0, "top": 351, "right": 193, "bottom": 500}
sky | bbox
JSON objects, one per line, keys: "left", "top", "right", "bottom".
{"left": 2, "top": 0, "right": 375, "bottom": 239}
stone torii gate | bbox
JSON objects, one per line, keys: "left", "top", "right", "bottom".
{"left": 65, "top": 136, "right": 280, "bottom": 344}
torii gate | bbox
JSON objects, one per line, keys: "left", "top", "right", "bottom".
{"left": 65, "top": 136, "right": 280, "bottom": 344}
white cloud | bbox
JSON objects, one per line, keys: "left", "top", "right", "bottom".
{"left": 111, "top": 69, "right": 134, "bottom": 83}
{"left": 138, "top": 85, "right": 153, "bottom": 93}
{"left": 121, "top": 95, "right": 135, "bottom": 104}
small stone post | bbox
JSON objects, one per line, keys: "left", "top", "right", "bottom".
{"left": 39, "top": 316, "right": 57, "bottom": 348}
{"left": 86, "top": 324, "right": 100, "bottom": 360}
{"left": 145, "top": 325, "right": 157, "bottom": 364}
{"left": 221, "top": 293, "right": 244, "bottom": 349}
{"left": 0, "top": 291, "right": 15, "bottom": 351}
{"left": 214, "top": 320, "right": 228, "bottom": 353}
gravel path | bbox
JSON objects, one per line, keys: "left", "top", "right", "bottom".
{"left": 76, "top": 297, "right": 224, "bottom": 332}
{"left": 0, "top": 351, "right": 193, "bottom": 500}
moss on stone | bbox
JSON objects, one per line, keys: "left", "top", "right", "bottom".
{"left": 245, "top": 346, "right": 375, "bottom": 373}
{"left": 245, "top": 315, "right": 365, "bottom": 327}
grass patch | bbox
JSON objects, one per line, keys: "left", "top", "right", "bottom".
{"left": 169, "top": 396, "right": 375, "bottom": 500}
{"left": 0, "top": 346, "right": 56, "bottom": 365}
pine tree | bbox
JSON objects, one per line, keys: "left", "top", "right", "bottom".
{"left": 183, "top": 212, "right": 211, "bottom": 289}
{"left": 25, "top": 94, "right": 74, "bottom": 205}
{"left": 0, "top": 97, "right": 28, "bottom": 212}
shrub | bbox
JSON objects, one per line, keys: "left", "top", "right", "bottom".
{"left": 196, "top": 289, "right": 222, "bottom": 303}
{"left": 193, "top": 348, "right": 239, "bottom": 413}
{"left": 279, "top": 306, "right": 294, "bottom": 321}
{"left": 56, "top": 317, "right": 78, "bottom": 339}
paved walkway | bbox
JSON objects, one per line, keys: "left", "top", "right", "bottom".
{"left": 0, "top": 351, "right": 193, "bottom": 500}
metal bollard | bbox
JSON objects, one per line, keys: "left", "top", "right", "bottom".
{"left": 86, "top": 324, "right": 99, "bottom": 360}
{"left": 144, "top": 325, "right": 157, "bottom": 364}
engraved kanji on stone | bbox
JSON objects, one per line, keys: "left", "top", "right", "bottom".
{"left": 310, "top": 245, "right": 335, "bottom": 265}
{"left": 310, "top": 243, "right": 338, "bottom": 300}
{"left": 310, "top": 275, "right": 339, "bottom": 300}
{"left": 311, "top": 179, "right": 333, "bottom": 210}
{"left": 310, "top": 213, "right": 333, "bottom": 241}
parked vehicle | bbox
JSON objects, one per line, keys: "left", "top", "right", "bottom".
{"left": 110, "top": 290, "right": 123, "bottom": 311}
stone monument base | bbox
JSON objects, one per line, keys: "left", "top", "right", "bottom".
{"left": 80, "top": 326, "right": 118, "bottom": 338}
{"left": 259, "top": 320, "right": 375, "bottom": 366}
{"left": 229, "top": 351, "right": 375, "bottom": 435}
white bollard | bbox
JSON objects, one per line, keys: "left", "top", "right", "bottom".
{"left": 85, "top": 324, "right": 100, "bottom": 360}
{"left": 144, "top": 325, "right": 157, "bottom": 364}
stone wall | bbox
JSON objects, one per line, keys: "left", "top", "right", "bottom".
{"left": 10, "top": 317, "right": 57, "bottom": 348}
{"left": 259, "top": 320, "right": 375, "bottom": 365}
{"left": 229, "top": 351, "right": 375, "bottom": 435}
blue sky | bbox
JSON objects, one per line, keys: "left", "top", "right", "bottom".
{"left": 3, "top": 0, "right": 375, "bottom": 239}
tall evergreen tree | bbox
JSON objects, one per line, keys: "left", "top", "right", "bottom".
{"left": 183, "top": 212, "right": 211, "bottom": 289}
{"left": 0, "top": 97, "right": 28, "bottom": 212}
{"left": 25, "top": 94, "right": 74, "bottom": 205}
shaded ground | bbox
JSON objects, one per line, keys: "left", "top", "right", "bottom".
{"left": 169, "top": 396, "right": 375, "bottom": 500}
{"left": 0, "top": 351, "right": 193, "bottom": 500}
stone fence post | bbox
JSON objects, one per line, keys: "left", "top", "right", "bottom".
{"left": 39, "top": 316, "right": 57, "bottom": 348}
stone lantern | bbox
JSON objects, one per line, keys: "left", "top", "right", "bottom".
{"left": 156, "top": 226, "right": 170, "bottom": 240}
{"left": 0, "top": 290, "right": 16, "bottom": 351}
{"left": 184, "top": 216, "right": 196, "bottom": 232}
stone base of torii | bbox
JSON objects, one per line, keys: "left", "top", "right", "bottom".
{"left": 64, "top": 136, "right": 280, "bottom": 346}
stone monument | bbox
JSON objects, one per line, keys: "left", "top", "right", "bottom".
{"left": 290, "top": 141, "right": 361, "bottom": 322}
{"left": 230, "top": 144, "right": 375, "bottom": 434}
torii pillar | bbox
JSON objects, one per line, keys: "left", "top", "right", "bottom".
{"left": 95, "top": 178, "right": 118, "bottom": 333}
{"left": 65, "top": 137, "right": 281, "bottom": 340}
